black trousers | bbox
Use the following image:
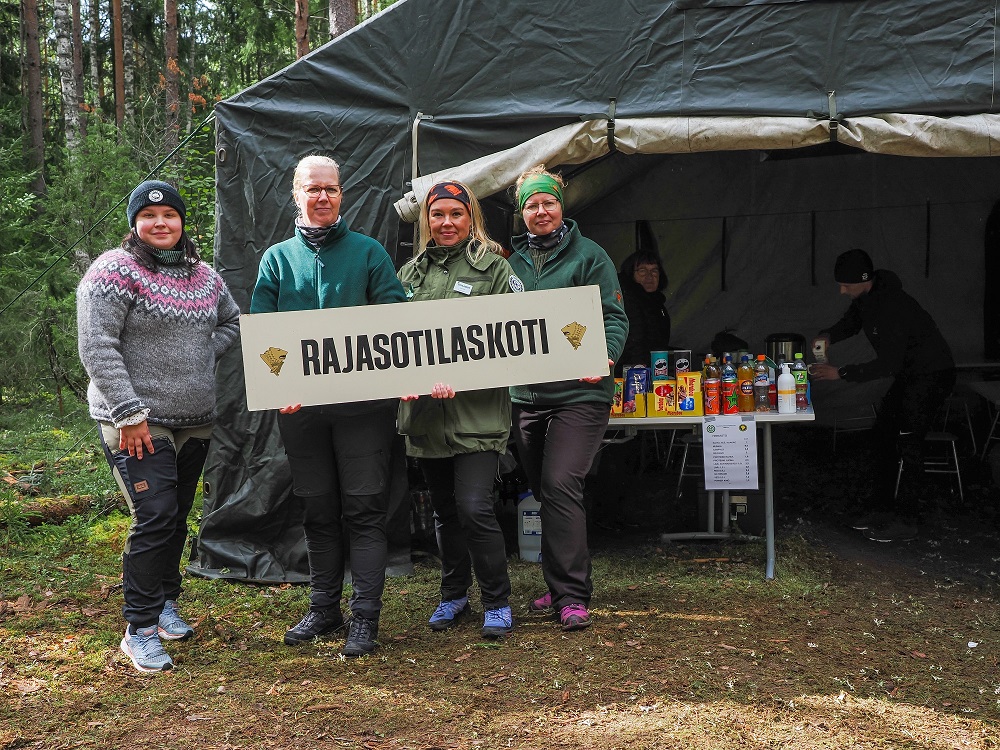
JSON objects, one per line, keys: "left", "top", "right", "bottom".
{"left": 420, "top": 451, "right": 511, "bottom": 610}
{"left": 512, "top": 401, "right": 609, "bottom": 611}
{"left": 277, "top": 402, "right": 395, "bottom": 620}
{"left": 100, "top": 422, "right": 210, "bottom": 629}
{"left": 871, "top": 368, "right": 956, "bottom": 511}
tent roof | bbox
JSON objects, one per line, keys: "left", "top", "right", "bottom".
{"left": 214, "top": 0, "right": 999, "bottom": 276}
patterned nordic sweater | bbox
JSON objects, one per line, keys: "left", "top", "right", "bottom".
{"left": 77, "top": 248, "right": 241, "bottom": 428}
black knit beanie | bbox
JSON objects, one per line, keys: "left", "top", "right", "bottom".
{"left": 127, "top": 180, "right": 186, "bottom": 228}
{"left": 834, "top": 248, "right": 873, "bottom": 284}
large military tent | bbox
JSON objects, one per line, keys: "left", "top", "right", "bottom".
{"left": 190, "top": 0, "right": 1000, "bottom": 581}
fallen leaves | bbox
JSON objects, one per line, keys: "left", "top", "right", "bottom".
{"left": 11, "top": 678, "right": 45, "bottom": 694}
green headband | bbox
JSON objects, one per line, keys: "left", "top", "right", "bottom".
{"left": 517, "top": 174, "right": 563, "bottom": 211}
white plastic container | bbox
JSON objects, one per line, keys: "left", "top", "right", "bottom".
{"left": 517, "top": 490, "right": 542, "bottom": 562}
{"left": 777, "top": 363, "right": 796, "bottom": 414}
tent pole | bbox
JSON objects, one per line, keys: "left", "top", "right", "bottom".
{"left": 410, "top": 111, "right": 434, "bottom": 254}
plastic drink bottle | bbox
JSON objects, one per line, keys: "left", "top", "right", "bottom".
{"left": 811, "top": 338, "right": 827, "bottom": 363}
{"left": 777, "top": 363, "right": 796, "bottom": 414}
{"left": 753, "top": 354, "right": 770, "bottom": 412}
{"left": 737, "top": 354, "right": 755, "bottom": 412}
{"left": 792, "top": 352, "right": 809, "bottom": 411}
{"left": 704, "top": 355, "right": 721, "bottom": 414}
{"left": 721, "top": 354, "right": 739, "bottom": 415}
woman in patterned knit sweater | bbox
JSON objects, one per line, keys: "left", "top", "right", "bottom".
{"left": 77, "top": 181, "right": 240, "bottom": 673}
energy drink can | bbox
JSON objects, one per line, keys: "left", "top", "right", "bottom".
{"left": 704, "top": 378, "right": 721, "bottom": 414}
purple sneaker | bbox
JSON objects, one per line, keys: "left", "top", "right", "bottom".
{"left": 559, "top": 604, "right": 591, "bottom": 631}
{"left": 529, "top": 592, "right": 553, "bottom": 612}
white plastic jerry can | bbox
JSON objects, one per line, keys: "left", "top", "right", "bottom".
{"left": 517, "top": 490, "right": 542, "bottom": 562}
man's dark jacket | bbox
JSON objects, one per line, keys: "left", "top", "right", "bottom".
{"left": 822, "top": 270, "right": 953, "bottom": 382}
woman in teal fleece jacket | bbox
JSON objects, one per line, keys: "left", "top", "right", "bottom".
{"left": 250, "top": 155, "right": 406, "bottom": 658}
{"left": 505, "top": 165, "right": 628, "bottom": 632}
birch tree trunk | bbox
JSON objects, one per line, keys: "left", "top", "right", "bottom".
{"left": 87, "top": 0, "right": 101, "bottom": 105}
{"left": 71, "top": 0, "right": 87, "bottom": 136}
{"left": 294, "top": 0, "right": 309, "bottom": 58}
{"left": 328, "top": 0, "right": 355, "bottom": 40}
{"left": 164, "top": 0, "right": 179, "bottom": 152}
{"left": 111, "top": 0, "right": 124, "bottom": 127}
{"left": 54, "top": 0, "right": 84, "bottom": 150}
{"left": 21, "top": 0, "right": 46, "bottom": 195}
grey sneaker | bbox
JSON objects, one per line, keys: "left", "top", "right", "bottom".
{"left": 121, "top": 625, "right": 173, "bottom": 673}
{"left": 158, "top": 600, "right": 194, "bottom": 641}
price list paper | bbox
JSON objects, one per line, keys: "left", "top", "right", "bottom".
{"left": 701, "top": 415, "right": 759, "bottom": 490}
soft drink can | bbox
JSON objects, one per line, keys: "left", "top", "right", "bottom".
{"left": 722, "top": 379, "right": 739, "bottom": 414}
{"left": 704, "top": 378, "right": 721, "bottom": 414}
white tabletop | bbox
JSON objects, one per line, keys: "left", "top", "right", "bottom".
{"left": 608, "top": 407, "right": 816, "bottom": 428}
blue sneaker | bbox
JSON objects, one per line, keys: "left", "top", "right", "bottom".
{"left": 482, "top": 606, "right": 513, "bottom": 638}
{"left": 121, "top": 625, "right": 173, "bottom": 673}
{"left": 428, "top": 597, "right": 470, "bottom": 631}
{"left": 158, "top": 600, "right": 194, "bottom": 641}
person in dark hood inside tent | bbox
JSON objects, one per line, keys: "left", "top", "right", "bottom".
{"left": 615, "top": 248, "right": 671, "bottom": 376}
{"left": 250, "top": 154, "right": 407, "bottom": 658}
{"left": 77, "top": 180, "right": 241, "bottom": 673}
{"left": 811, "top": 248, "right": 955, "bottom": 543}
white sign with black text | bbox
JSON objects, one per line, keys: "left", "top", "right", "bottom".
{"left": 702, "top": 415, "right": 759, "bottom": 490}
{"left": 240, "top": 286, "right": 609, "bottom": 411}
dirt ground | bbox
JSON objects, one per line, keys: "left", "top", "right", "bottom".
{"left": 586, "top": 422, "right": 1000, "bottom": 587}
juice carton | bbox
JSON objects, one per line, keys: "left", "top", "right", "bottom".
{"left": 676, "top": 371, "right": 704, "bottom": 416}
{"left": 649, "top": 378, "right": 677, "bottom": 416}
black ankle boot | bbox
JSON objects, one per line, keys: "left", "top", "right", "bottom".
{"left": 283, "top": 607, "right": 345, "bottom": 645}
{"left": 341, "top": 615, "right": 379, "bottom": 657}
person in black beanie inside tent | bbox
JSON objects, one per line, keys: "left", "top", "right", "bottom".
{"left": 811, "top": 248, "right": 955, "bottom": 543}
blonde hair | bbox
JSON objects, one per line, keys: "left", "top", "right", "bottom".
{"left": 292, "top": 155, "right": 341, "bottom": 195}
{"left": 414, "top": 180, "right": 505, "bottom": 263}
{"left": 514, "top": 164, "right": 566, "bottom": 194}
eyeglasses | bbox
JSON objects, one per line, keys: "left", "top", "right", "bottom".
{"left": 522, "top": 199, "right": 560, "bottom": 215}
{"left": 303, "top": 185, "right": 343, "bottom": 198}
{"left": 634, "top": 266, "right": 660, "bottom": 278}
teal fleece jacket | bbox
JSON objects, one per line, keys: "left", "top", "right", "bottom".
{"left": 506, "top": 220, "right": 628, "bottom": 406}
{"left": 250, "top": 222, "right": 406, "bottom": 313}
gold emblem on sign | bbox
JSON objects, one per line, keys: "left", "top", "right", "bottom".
{"left": 260, "top": 346, "right": 288, "bottom": 376}
{"left": 561, "top": 322, "right": 587, "bottom": 350}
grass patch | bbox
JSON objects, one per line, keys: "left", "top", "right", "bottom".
{"left": 2, "top": 394, "right": 999, "bottom": 748}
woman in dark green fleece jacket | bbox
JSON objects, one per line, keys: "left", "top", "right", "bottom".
{"left": 506, "top": 165, "right": 628, "bottom": 632}
{"left": 250, "top": 155, "right": 406, "bottom": 658}
{"left": 398, "top": 181, "right": 522, "bottom": 639}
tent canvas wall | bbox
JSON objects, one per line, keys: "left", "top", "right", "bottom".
{"left": 192, "top": 0, "right": 1000, "bottom": 581}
